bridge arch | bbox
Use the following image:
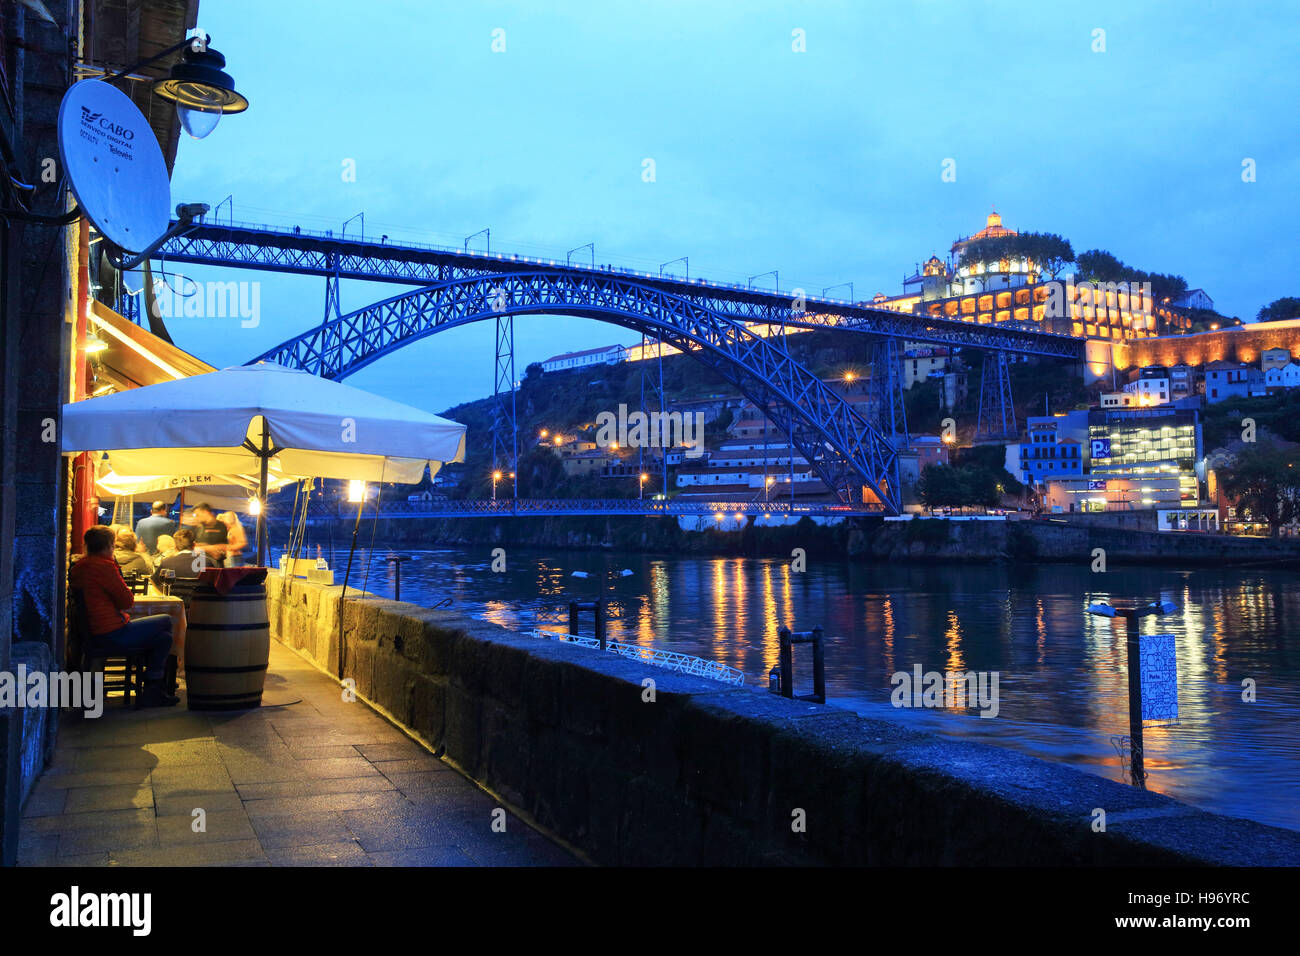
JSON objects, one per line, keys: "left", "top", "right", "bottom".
{"left": 253, "top": 271, "right": 901, "bottom": 511}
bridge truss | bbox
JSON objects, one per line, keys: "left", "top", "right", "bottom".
{"left": 252, "top": 270, "right": 902, "bottom": 510}
{"left": 147, "top": 219, "right": 1090, "bottom": 515}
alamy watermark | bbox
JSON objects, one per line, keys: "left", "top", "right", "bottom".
{"left": 1044, "top": 278, "right": 1153, "bottom": 321}
{"left": 149, "top": 278, "right": 261, "bottom": 328}
{"left": 594, "top": 403, "right": 705, "bottom": 458}
{"left": 1, "top": 666, "right": 104, "bottom": 718}
{"left": 890, "top": 665, "right": 1000, "bottom": 718}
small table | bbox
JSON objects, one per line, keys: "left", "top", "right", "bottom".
{"left": 129, "top": 587, "right": 187, "bottom": 664}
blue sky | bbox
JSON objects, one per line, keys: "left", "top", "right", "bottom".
{"left": 158, "top": 0, "right": 1299, "bottom": 414}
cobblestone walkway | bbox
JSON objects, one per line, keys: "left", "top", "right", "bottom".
{"left": 18, "top": 642, "right": 578, "bottom": 867}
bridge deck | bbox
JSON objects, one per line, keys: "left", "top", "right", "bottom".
{"left": 329, "top": 498, "right": 879, "bottom": 518}
{"left": 158, "top": 220, "right": 1084, "bottom": 360}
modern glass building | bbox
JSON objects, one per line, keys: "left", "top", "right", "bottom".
{"left": 1084, "top": 407, "right": 1202, "bottom": 507}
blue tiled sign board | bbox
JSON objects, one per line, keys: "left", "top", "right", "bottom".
{"left": 1139, "top": 633, "right": 1178, "bottom": 721}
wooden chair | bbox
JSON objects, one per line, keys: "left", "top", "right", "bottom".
{"left": 69, "top": 587, "right": 148, "bottom": 708}
{"left": 166, "top": 577, "right": 200, "bottom": 608}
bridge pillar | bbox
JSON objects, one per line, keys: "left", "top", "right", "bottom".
{"left": 869, "top": 338, "right": 908, "bottom": 448}
{"left": 1083, "top": 337, "right": 1120, "bottom": 386}
{"left": 976, "top": 352, "right": 1018, "bottom": 441}
{"left": 638, "top": 333, "right": 668, "bottom": 500}
{"left": 491, "top": 314, "right": 518, "bottom": 498}
{"left": 322, "top": 252, "right": 341, "bottom": 326}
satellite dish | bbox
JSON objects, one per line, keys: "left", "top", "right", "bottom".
{"left": 57, "top": 79, "right": 171, "bottom": 254}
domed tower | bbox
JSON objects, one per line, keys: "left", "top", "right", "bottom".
{"left": 921, "top": 255, "right": 950, "bottom": 300}
{"left": 950, "top": 206, "right": 1030, "bottom": 293}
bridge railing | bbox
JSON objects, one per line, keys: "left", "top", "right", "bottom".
{"left": 363, "top": 497, "right": 876, "bottom": 517}
{"left": 178, "top": 217, "right": 876, "bottom": 305}
{"left": 530, "top": 626, "right": 746, "bottom": 686}
{"left": 174, "top": 217, "right": 1082, "bottom": 349}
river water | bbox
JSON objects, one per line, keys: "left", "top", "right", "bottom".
{"left": 286, "top": 541, "right": 1300, "bottom": 833}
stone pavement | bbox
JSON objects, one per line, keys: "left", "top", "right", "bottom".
{"left": 17, "top": 642, "right": 579, "bottom": 866}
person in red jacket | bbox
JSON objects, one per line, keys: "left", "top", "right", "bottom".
{"left": 69, "top": 525, "right": 178, "bottom": 707}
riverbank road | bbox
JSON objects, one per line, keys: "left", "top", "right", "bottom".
{"left": 17, "top": 642, "right": 579, "bottom": 867}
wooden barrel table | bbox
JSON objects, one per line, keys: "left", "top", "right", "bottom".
{"left": 185, "top": 582, "right": 270, "bottom": 710}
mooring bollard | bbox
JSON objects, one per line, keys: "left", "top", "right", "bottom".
{"left": 568, "top": 599, "right": 607, "bottom": 651}
{"left": 385, "top": 555, "right": 411, "bottom": 601}
{"left": 776, "top": 625, "right": 826, "bottom": 704}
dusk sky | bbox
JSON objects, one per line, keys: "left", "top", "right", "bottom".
{"left": 156, "top": 0, "right": 1299, "bottom": 415}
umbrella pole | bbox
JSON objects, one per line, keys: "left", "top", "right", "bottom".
{"left": 257, "top": 425, "right": 270, "bottom": 567}
{"left": 337, "top": 492, "right": 365, "bottom": 680}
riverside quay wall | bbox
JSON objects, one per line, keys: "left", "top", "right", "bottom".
{"left": 266, "top": 576, "right": 1300, "bottom": 866}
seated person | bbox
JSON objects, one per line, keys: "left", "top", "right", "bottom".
{"left": 113, "top": 530, "right": 154, "bottom": 577}
{"left": 69, "top": 525, "right": 178, "bottom": 707}
{"left": 135, "top": 500, "right": 177, "bottom": 555}
{"left": 189, "top": 502, "right": 229, "bottom": 568}
{"left": 154, "top": 533, "right": 177, "bottom": 559}
{"left": 153, "top": 528, "right": 204, "bottom": 584}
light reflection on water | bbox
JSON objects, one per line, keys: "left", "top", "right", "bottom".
{"left": 288, "top": 543, "right": 1300, "bottom": 833}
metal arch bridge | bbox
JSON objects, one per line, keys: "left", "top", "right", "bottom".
{"left": 251, "top": 267, "right": 902, "bottom": 510}
{"left": 157, "top": 220, "right": 1085, "bottom": 360}
{"left": 150, "top": 219, "right": 1087, "bottom": 516}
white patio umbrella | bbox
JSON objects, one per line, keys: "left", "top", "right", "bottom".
{"left": 63, "top": 363, "right": 467, "bottom": 565}
{"left": 94, "top": 462, "right": 297, "bottom": 516}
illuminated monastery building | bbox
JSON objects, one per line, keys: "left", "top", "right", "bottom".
{"left": 871, "top": 209, "right": 1193, "bottom": 341}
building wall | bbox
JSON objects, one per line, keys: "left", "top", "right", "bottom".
{"left": 1043, "top": 476, "right": 1187, "bottom": 513}
{"left": 541, "top": 346, "right": 626, "bottom": 372}
{"left": 1119, "top": 320, "right": 1300, "bottom": 370}
{"left": 1, "top": 0, "right": 74, "bottom": 867}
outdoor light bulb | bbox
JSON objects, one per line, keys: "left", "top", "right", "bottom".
{"left": 177, "top": 103, "right": 221, "bottom": 139}
{"left": 248, "top": 497, "right": 262, "bottom": 516}
{"left": 493, "top": 471, "right": 502, "bottom": 480}
{"left": 347, "top": 480, "right": 365, "bottom": 503}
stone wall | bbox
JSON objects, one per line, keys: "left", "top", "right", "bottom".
{"left": 852, "top": 518, "right": 1300, "bottom": 565}
{"left": 266, "top": 576, "right": 1300, "bottom": 866}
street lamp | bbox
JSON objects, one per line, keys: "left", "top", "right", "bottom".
{"left": 1085, "top": 599, "right": 1177, "bottom": 788}
{"left": 90, "top": 32, "right": 248, "bottom": 141}
{"left": 765, "top": 475, "right": 775, "bottom": 501}
{"left": 492, "top": 470, "right": 502, "bottom": 502}
{"left": 149, "top": 35, "right": 249, "bottom": 139}
{"left": 639, "top": 472, "right": 648, "bottom": 499}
